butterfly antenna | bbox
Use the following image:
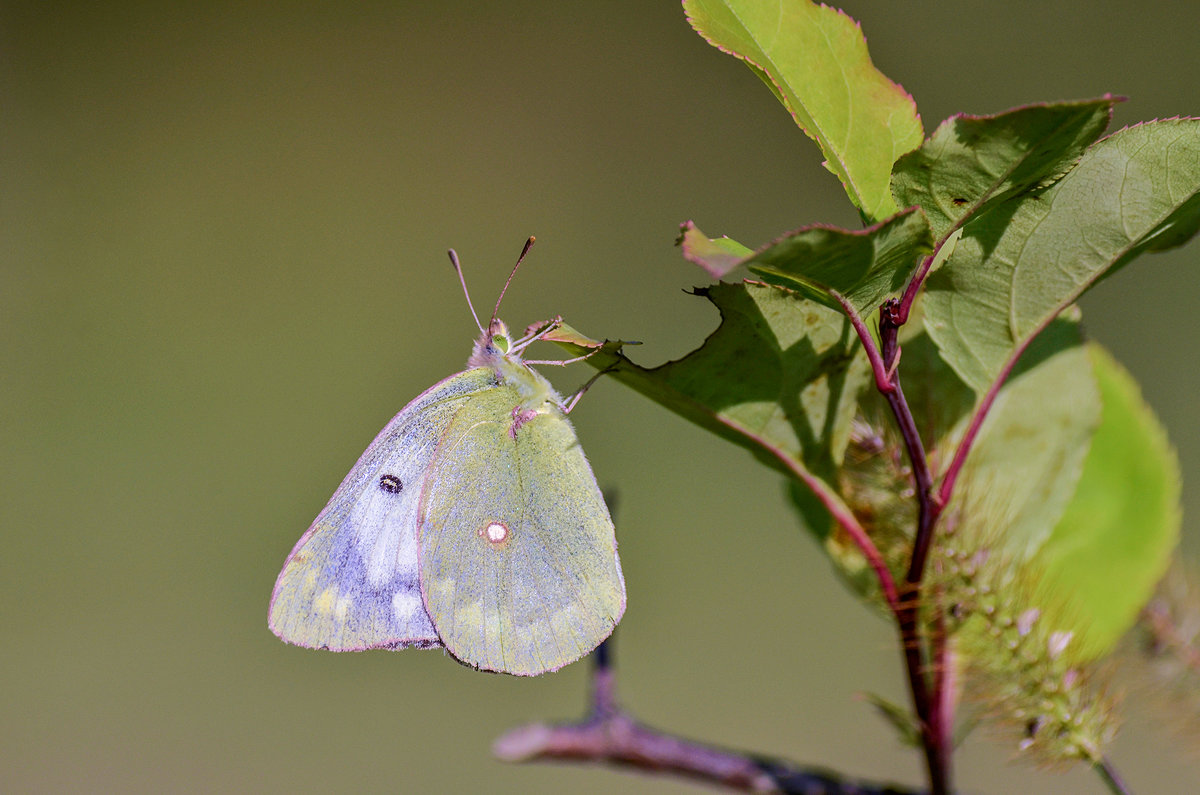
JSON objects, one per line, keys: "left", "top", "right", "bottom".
{"left": 447, "top": 248, "right": 485, "bottom": 336}
{"left": 491, "top": 236, "right": 536, "bottom": 323}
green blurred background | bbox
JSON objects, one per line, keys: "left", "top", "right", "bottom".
{"left": 5, "top": 2, "right": 1199, "bottom": 792}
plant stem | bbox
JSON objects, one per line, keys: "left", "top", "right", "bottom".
{"left": 837, "top": 293, "right": 894, "bottom": 394}
{"left": 875, "top": 298, "right": 951, "bottom": 794}
{"left": 1095, "top": 756, "right": 1131, "bottom": 795}
{"left": 495, "top": 638, "right": 928, "bottom": 795}
{"left": 888, "top": 383, "right": 937, "bottom": 584}
{"left": 841, "top": 286, "right": 973, "bottom": 794}
{"left": 895, "top": 251, "right": 935, "bottom": 326}
{"left": 936, "top": 350, "right": 1019, "bottom": 506}
{"left": 895, "top": 590, "right": 946, "bottom": 795}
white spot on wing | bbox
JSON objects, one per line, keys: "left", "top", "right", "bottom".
{"left": 392, "top": 590, "right": 423, "bottom": 623}
{"left": 480, "top": 521, "right": 509, "bottom": 545}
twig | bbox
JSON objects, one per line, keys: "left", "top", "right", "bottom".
{"left": 494, "top": 639, "right": 925, "bottom": 795}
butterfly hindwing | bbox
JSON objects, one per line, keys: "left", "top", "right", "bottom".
{"left": 269, "top": 368, "right": 497, "bottom": 651}
{"left": 419, "top": 376, "right": 626, "bottom": 675}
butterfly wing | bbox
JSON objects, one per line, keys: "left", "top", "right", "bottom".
{"left": 269, "top": 368, "right": 497, "bottom": 651}
{"left": 419, "top": 378, "right": 626, "bottom": 675}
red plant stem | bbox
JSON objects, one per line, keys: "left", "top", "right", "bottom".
{"left": 887, "top": 397, "right": 946, "bottom": 794}
{"left": 888, "top": 384, "right": 937, "bottom": 584}
{"left": 895, "top": 588, "right": 945, "bottom": 795}
{"left": 929, "top": 594, "right": 955, "bottom": 783}
{"left": 844, "top": 296, "right": 940, "bottom": 585}
{"left": 836, "top": 287, "right": 1001, "bottom": 794}
{"left": 890, "top": 233, "right": 1038, "bottom": 795}
{"left": 885, "top": 300, "right": 1032, "bottom": 793}
{"left": 895, "top": 251, "right": 936, "bottom": 326}
{"left": 936, "top": 348, "right": 1019, "bottom": 506}
{"left": 875, "top": 298, "right": 951, "bottom": 795}
{"left": 838, "top": 295, "right": 894, "bottom": 394}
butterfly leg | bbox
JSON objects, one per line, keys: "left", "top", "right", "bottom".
{"left": 561, "top": 363, "right": 617, "bottom": 414}
{"left": 508, "top": 316, "right": 563, "bottom": 353}
{"left": 520, "top": 319, "right": 606, "bottom": 368}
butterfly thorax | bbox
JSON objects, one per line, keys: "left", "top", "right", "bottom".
{"left": 468, "top": 319, "right": 562, "bottom": 415}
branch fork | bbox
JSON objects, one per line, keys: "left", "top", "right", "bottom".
{"left": 495, "top": 643, "right": 924, "bottom": 795}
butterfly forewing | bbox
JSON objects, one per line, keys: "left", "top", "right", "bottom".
{"left": 269, "top": 369, "right": 497, "bottom": 651}
{"left": 419, "top": 380, "right": 626, "bottom": 675}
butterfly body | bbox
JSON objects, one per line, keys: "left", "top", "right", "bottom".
{"left": 269, "top": 317, "right": 625, "bottom": 675}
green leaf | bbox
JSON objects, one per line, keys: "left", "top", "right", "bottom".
{"left": 746, "top": 209, "right": 933, "bottom": 316}
{"left": 892, "top": 97, "right": 1118, "bottom": 244}
{"left": 677, "top": 221, "right": 753, "bottom": 278}
{"left": 1032, "top": 344, "right": 1181, "bottom": 660}
{"left": 924, "top": 118, "right": 1200, "bottom": 393}
{"left": 683, "top": 0, "right": 923, "bottom": 221}
{"left": 950, "top": 314, "right": 1101, "bottom": 558}
{"left": 546, "top": 280, "right": 870, "bottom": 498}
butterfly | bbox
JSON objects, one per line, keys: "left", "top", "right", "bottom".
{"left": 268, "top": 238, "right": 625, "bottom": 676}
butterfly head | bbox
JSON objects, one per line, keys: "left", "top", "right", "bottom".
{"left": 468, "top": 318, "right": 517, "bottom": 368}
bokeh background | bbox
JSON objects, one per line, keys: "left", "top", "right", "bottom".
{"left": 5, "top": 2, "right": 1200, "bottom": 792}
